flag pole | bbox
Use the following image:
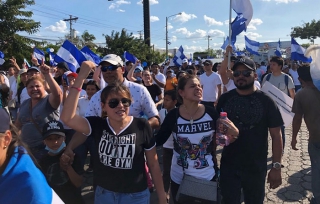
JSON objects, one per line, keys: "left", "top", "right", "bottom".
{"left": 228, "top": 0, "right": 232, "bottom": 69}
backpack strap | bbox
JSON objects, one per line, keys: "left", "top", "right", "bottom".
{"left": 266, "top": 73, "right": 271, "bottom": 81}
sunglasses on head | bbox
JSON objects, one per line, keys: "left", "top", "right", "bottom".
{"left": 108, "top": 98, "right": 131, "bottom": 109}
{"left": 233, "top": 70, "right": 253, "bottom": 77}
{"left": 101, "top": 65, "right": 120, "bottom": 72}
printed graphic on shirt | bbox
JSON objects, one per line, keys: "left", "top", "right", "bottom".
{"left": 98, "top": 130, "right": 136, "bottom": 169}
{"left": 177, "top": 121, "right": 213, "bottom": 133}
{"left": 223, "top": 94, "right": 264, "bottom": 130}
{"left": 46, "top": 163, "right": 69, "bottom": 186}
{"left": 176, "top": 134, "right": 212, "bottom": 169}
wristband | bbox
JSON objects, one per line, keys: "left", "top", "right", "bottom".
{"left": 71, "top": 86, "right": 82, "bottom": 92}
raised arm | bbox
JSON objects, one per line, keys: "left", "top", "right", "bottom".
{"left": 220, "top": 46, "right": 233, "bottom": 85}
{"left": 127, "top": 60, "right": 138, "bottom": 82}
{"left": 60, "top": 61, "right": 96, "bottom": 135}
{"left": 92, "top": 66, "right": 101, "bottom": 88}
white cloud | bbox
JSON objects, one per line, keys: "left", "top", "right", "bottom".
{"left": 184, "top": 45, "right": 205, "bottom": 52}
{"left": 150, "top": 16, "right": 159, "bottom": 22}
{"left": 167, "top": 23, "right": 173, "bottom": 30}
{"left": 117, "top": 9, "right": 125, "bottom": 12}
{"left": 224, "top": 18, "right": 235, "bottom": 25}
{"left": 173, "top": 12, "right": 197, "bottom": 23}
{"left": 171, "top": 36, "right": 177, "bottom": 42}
{"left": 174, "top": 27, "right": 207, "bottom": 39}
{"left": 45, "top": 20, "right": 68, "bottom": 33}
{"left": 203, "top": 15, "right": 223, "bottom": 26}
{"left": 137, "top": 0, "right": 159, "bottom": 5}
{"left": 247, "top": 18, "right": 263, "bottom": 30}
{"left": 207, "top": 29, "right": 225, "bottom": 38}
{"left": 246, "top": 32, "right": 262, "bottom": 40}
{"left": 262, "top": 0, "right": 299, "bottom": 3}
{"left": 109, "top": 0, "right": 130, "bottom": 9}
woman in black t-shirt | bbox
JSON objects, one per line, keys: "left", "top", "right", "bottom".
{"left": 60, "top": 61, "right": 167, "bottom": 204}
{"left": 142, "top": 70, "right": 163, "bottom": 106}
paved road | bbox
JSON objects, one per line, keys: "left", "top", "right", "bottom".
{"left": 81, "top": 122, "right": 312, "bottom": 204}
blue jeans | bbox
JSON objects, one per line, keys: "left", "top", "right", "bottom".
{"left": 94, "top": 186, "right": 150, "bottom": 204}
{"left": 309, "top": 142, "right": 320, "bottom": 203}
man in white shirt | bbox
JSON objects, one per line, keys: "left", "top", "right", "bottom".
{"left": 199, "top": 60, "right": 222, "bottom": 107}
{"left": 151, "top": 63, "right": 166, "bottom": 90}
{"left": 289, "top": 63, "right": 301, "bottom": 92}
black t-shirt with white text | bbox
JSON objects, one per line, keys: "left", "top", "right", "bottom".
{"left": 86, "top": 116, "right": 155, "bottom": 193}
{"left": 216, "top": 89, "right": 283, "bottom": 172}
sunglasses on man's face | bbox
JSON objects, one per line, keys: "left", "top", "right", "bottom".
{"left": 101, "top": 65, "right": 120, "bottom": 72}
{"left": 108, "top": 98, "right": 131, "bottom": 109}
{"left": 233, "top": 70, "right": 253, "bottom": 77}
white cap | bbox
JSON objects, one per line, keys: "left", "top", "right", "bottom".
{"left": 182, "top": 59, "right": 188, "bottom": 63}
{"left": 99, "top": 54, "right": 124, "bottom": 66}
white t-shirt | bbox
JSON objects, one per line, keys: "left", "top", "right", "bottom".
{"left": 85, "top": 79, "right": 158, "bottom": 118}
{"left": 10, "top": 78, "right": 17, "bottom": 101}
{"left": 20, "top": 88, "right": 30, "bottom": 104}
{"left": 200, "top": 72, "right": 222, "bottom": 102}
{"left": 289, "top": 69, "right": 301, "bottom": 86}
{"left": 9, "top": 76, "right": 16, "bottom": 87}
{"left": 159, "top": 109, "right": 174, "bottom": 149}
{"left": 154, "top": 72, "right": 166, "bottom": 96}
{"left": 224, "top": 79, "right": 261, "bottom": 92}
{"left": 77, "top": 96, "right": 90, "bottom": 117}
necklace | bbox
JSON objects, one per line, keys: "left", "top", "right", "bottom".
{"left": 183, "top": 104, "right": 200, "bottom": 124}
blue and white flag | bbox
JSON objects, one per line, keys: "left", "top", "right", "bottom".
{"left": 235, "top": 51, "right": 246, "bottom": 56}
{"left": 123, "top": 51, "right": 138, "bottom": 64}
{"left": 173, "top": 45, "right": 186, "bottom": 66}
{"left": 230, "top": 0, "right": 253, "bottom": 43}
{"left": 0, "top": 51, "right": 4, "bottom": 65}
{"left": 33, "top": 48, "right": 45, "bottom": 64}
{"left": 54, "top": 40, "right": 87, "bottom": 72}
{"left": 23, "top": 58, "right": 31, "bottom": 69}
{"left": 167, "top": 41, "right": 171, "bottom": 45}
{"left": 81, "top": 46, "right": 101, "bottom": 66}
{"left": 49, "top": 53, "right": 57, "bottom": 66}
{"left": 274, "top": 39, "right": 282, "bottom": 57}
{"left": 291, "top": 38, "right": 312, "bottom": 63}
{"left": 221, "top": 36, "right": 236, "bottom": 50}
{"left": 245, "top": 36, "right": 260, "bottom": 56}
{"left": 305, "top": 45, "right": 319, "bottom": 90}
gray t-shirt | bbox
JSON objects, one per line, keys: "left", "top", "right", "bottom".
{"left": 18, "top": 95, "right": 60, "bottom": 147}
{"left": 262, "top": 73, "right": 295, "bottom": 96}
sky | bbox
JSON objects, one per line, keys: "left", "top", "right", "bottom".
{"left": 28, "top": 0, "right": 320, "bottom": 56}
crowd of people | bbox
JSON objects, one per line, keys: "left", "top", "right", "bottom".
{"left": 0, "top": 44, "right": 319, "bottom": 204}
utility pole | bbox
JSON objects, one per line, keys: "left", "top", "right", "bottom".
{"left": 143, "top": 0, "right": 150, "bottom": 47}
{"left": 63, "top": 15, "right": 78, "bottom": 43}
{"left": 137, "top": 30, "right": 143, "bottom": 40}
{"left": 207, "top": 35, "right": 212, "bottom": 58}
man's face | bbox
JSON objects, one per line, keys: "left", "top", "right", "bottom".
{"left": 203, "top": 63, "right": 212, "bottom": 72}
{"left": 126, "top": 63, "right": 133, "bottom": 71}
{"left": 56, "top": 68, "right": 65, "bottom": 77}
{"left": 233, "top": 64, "right": 256, "bottom": 90}
{"left": 270, "top": 61, "right": 282, "bottom": 73}
{"left": 8, "top": 67, "right": 15, "bottom": 76}
{"left": 182, "top": 62, "right": 188, "bottom": 68}
{"left": 151, "top": 65, "right": 159, "bottom": 74}
{"left": 27, "top": 70, "right": 40, "bottom": 78}
{"left": 100, "top": 62, "right": 124, "bottom": 84}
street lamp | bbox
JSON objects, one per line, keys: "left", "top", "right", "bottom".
{"left": 166, "top": 12, "right": 181, "bottom": 59}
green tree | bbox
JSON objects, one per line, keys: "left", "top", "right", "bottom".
{"left": 291, "top": 19, "right": 320, "bottom": 44}
{"left": 0, "top": 0, "right": 40, "bottom": 67}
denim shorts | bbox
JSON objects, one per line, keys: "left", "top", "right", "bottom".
{"left": 94, "top": 186, "right": 150, "bottom": 204}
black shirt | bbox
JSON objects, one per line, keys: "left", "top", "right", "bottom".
{"left": 144, "top": 84, "right": 162, "bottom": 103}
{"left": 216, "top": 89, "right": 283, "bottom": 172}
{"left": 86, "top": 116, "right": 155, "bottom": 193}
{"left": 40, "top": 151, "right": 85, "bottom": 204}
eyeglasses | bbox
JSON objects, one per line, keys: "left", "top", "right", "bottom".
{"left": 101, "top": 65, "right": 120, "bottom": 72}
{"left": 108, "top": 98, "right": 131, "bottom": 108}
{"left": 233, "top": 70, "right": 253, "bottom": 77}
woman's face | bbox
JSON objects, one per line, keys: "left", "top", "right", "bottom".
{"left": 20, "top": 73, "right": 28, "bottom": 84}
{"left": 86, "top": 84, "right": 98, "bottom": 98}
{"left": 27, "top": 80, "right": 45, "bottom": 99}
{"left": 179, "top": 78, "right": 203, "bottom": 102}
{"left": 101, "top": 93, "right": 131, "bottom": 122}
{"left": 142, "top": 71, "right": 152, "bottom": 82}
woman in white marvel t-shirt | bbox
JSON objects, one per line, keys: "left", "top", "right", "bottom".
{"left": 155, "top": 74, "right": 239, "bottom": 204}
{"left": 60, "top": 61, "right": 167, "bottom": 204}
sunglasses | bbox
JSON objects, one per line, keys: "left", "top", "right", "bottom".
{"left": 233, "top": 70, "right": 253, "bottom": 77}
{"left": 101, "top": 65, "right": 120, "bottom": 72}
{"left": 108, "top": 98, "right": 131, "bottom": 108}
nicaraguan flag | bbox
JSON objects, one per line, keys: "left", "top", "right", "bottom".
{"left": 291, "top": 38, "right": 312, "bottom": 63}
{"left": 49, "top": 53, "right": 57, "bottom": 66}
{"left": 167, "top": 41, "right": 171, "bottom": 45}
{"left": 221, "top": 36, "right": 236, "bottom": 50}
{"left": 24, "top": 58, "right": 31, "bottom": 69}
{"left": 33, "top": 48, "right": 45, "bottom": 64}
{"left": 124, "top": 51, "right": 138, "bottom": 64}
{"left": 173, "top": 45, "right": 186, "bottom": 66}
{"left": 274, "top": 39, "right": 282, "bottom": 57}
{"left": 230, "top": 0, "right": 253, "bottom": 43}
{"left": 245, "top": 36, "right": 260, "bottom": 56}
{"left": 81, "top": 46, "right": 101, "bottom": 66}
{"left": 54, "top": 40, "right": 87, "bottom": 72}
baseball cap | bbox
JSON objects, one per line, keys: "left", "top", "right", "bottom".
{"left": 57, "top": 62, "right": 70, "bottom": 72}
{"left": 282, "top": 65, "right": 289, "bottom": 70}
{"left": 42, "top": 120, "right": 66, "bottom": 139}
{"left": 203, "top": 60, "right": 213, "bottom": 65}
{"left": 64, "top": 71, "right": 78, "bottom": 78}
{"left": 19, "top": 68, "right": 28, "bottom": 75}
{"left": 182, "top": 59, "right": 188, "bottom": 64}
{"left": 134, "top": 66, "right": 143, "bottom": 73}
{"left": 99, "top": 54, "right": 124, "bottom": 66}
{"left": 0, "top": 108, "right": 10, "bottom": 133}
{"left": 232, "top": 57, "right": 256, "bottom": 71}
{"left": 27, "top": 66, "right": 40, "bottom": 73}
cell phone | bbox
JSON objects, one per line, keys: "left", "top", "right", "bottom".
{"left": 62, "top": 74, "right": 69, "bottom": 86}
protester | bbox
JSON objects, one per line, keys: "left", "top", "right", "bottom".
{"left": 289, "top": 62, "right": 301, "bottom": 91}
{"left": 141, "top": 70, "right": 163, "bottom": 106}
{"left": 60, "top": 61, "right": 167, "bottom": 204}
{"left": 200, "top": 59, "right": 222, "bottom": 107}
{"left": 216, "top": 56, "right": 283, "bottom": 204}
{"left": 20, "top": 66, "right": 42, "bottom": 104}
{"left": 55, "top": 62, "right": 70, "bottom": 85}
{"left": 158, "top": 90, "right": 177, "bottom": 201}
{"left": 291, "top": 65, "right": 320, "bottom": 204}
{"left": 180, "top": 59, "right": 189, "bottom": 71}
{"left": 15, "top": 62, "right": 63, "bottom": 162}
{"left": 16, "top": 68, "right": 28, "bottom": 106}
{"left": 164, "top": 69, "right": 177, "bottom": 91}
{"left": 40, "top": 120, "right": 85, "bottom": 204}
{"left": 155, "top": 74, "right": 239, "bottom": 204}
{"left": 282, "top": 65, "right": 293, "bottom": 79}
{"left": 0, "top": 108, "right": 63, "bottom": 204}
{"left": 0, "top": 74, "right": 9, "bottom": 109}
